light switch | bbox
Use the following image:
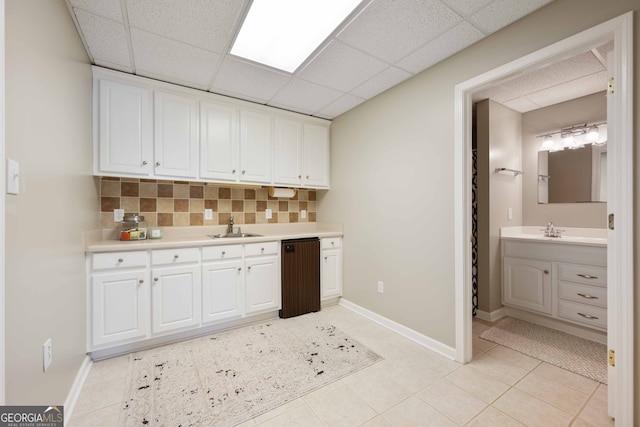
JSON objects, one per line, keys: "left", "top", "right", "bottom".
{"left": 114, "top": 209, "right": 124, "bottom": 222}
{"left": 508, "top": 207, "right": 513, "bottom": 220}
{"left": 7, "top": 158, "right": 19, "bottom": 195}
{"left": 265, "top": 208, "right": 272, "bottom": 219}
{"left": 204, "top": 209, "right": 213, "bottom": 220}
{"left": 300, "top": 209, "right": 307, "bottom": 219}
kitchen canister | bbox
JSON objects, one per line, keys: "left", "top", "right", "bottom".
{"left": 120, "top": 214, "right": 147, "bottom": 240}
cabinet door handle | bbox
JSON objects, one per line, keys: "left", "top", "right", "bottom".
{"left": 261, "top": 248, "right": 265, "bottom": 253}
{"left": 242, "top": 170, "right": 246, "bottom": 175}
{"left": 153, "top": 277, "right": 159, "bottom": 282}
{"left": 298, "top": 175, "right": 302, "bottom": 179}
{"left": 232, "top": 169, "right": 236, "bottom": 174}
{"left": 577, "top": 293, "right": 599, "bottom": 300}
{"left": 138, "top": 279, "right": 144, "bottom": 284}
{"left": 221, "top": 251, "right": 226, "bottom": 256}
{"left": 577, "top": 312, "right": 599, "bottom": 320}
{"left": 237, "top": 267, "right": 241, "bottom": 272}
{"left": 324, "top": 256, "right": 327, "bottom": 260}
{"left": 156, "top": 162, "right": 161, "bottom": 166}
{"left": 306, "top": 175, "right": 309, "bottom": 179}
{"left": 174, "top": 254, "right": 179, "bottom": 259}
{"left": 577, "top": 274, "right": 598, "bottom": 280}
{"left": 118, "top": 258, "right": 124, "bottom": 263}
{"left": 142, "top": 161, "right": 148, "bottom": 166}
{"left": 247, "top": 266, "right": 251, "bottom": 271}
{"left": 544, "top": 269, "right": 549, "bottom": 274}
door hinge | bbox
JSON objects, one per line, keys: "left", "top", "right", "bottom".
{"left": 608, "top": 213, "right": 614, "bottom": 230}
{"left": 608, "top": 77, "right": 615, "bottom": 94}
{"left": 608, "top": 349, "right": 615, "bottom": 367}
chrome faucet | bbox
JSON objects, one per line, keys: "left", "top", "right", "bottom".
{"left": 227, "top": 216, "right": 234, "bottom": 234}
{"left": 542, "top": 222, "right": 562, "bottom": 238}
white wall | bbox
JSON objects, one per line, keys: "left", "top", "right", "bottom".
{"left": 476, "top": 100, "right": 522, "bottom": 314}
{"left": 319, "top": 0, "right": 640, "bottom": 362}
{"left": 522, "top": 92, "right": 608, "bottom": 228}
{"left": 5, "top": 0, "right": 97, "bottom": 404}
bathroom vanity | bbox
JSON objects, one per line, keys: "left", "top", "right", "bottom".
{"left": 500, "top": 226, "right": 607, "bottom": 339}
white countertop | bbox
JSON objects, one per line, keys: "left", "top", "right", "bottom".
{"left": 500, "top": 226, "right": 607, "bottom": 248}
{"left": 85, "top": 222, "right": 343, "bottom": 253}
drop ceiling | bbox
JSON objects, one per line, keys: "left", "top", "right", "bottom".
{"left": 64, "top": 0, "right": 605, "bottom": 120}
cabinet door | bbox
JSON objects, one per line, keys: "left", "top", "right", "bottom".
{"left": 503, "top": 257, "right": 552, "bottom": 314}
{"left": 245, "top": 255, "right": 280, "bottom": 314}
{"left": 200, "top": 102, "right": 239, "bottom": 182}
{"left": 240, "top": 110, "right": 272, "bottom": 184}
{"left": 202, "top": 259, "right": 243, "bottom": 324}
{"left": 151, "top": 265, "right": 201, "bottom": 334}
{"left": 98, "top": 79, "right": 152, "bottom": 175}
{"left": 321, "top": 248, "right": 342, "bottom": 300}
{"left": 154, "top": 91, "right": 199, "bottom": 178}
{"left": 273, "top": 118, "right": 302, "bottom": 186}
{"left": 91, "top": 270, "right": 147, "bottom": 347}
{"left": 302, "top": 123, "right": 329, "bottom": 188}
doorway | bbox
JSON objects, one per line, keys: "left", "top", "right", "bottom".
{"left": 454, "top": 12, "right": 634, "bottom": 425}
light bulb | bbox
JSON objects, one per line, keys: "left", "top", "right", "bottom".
{"left": 562, "top": 132, "right": 574, "bottom": 147}
{"left": 586, "top": 125, "right": 600, "bottom": 142}
{"left": 541, "top": 135, "right": 554, "bottom": 150}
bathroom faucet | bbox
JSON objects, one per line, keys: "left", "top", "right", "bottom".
{"left": 542, "top": 222, "right": 562, "bottom": 238}
{"left": 227, "top": 216, "right": 235, "bottom": 234}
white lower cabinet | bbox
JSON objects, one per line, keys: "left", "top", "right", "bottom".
{"left": 91, "top": 270, "right": 148, "bottom": 347}
{"left": 245, "top": 242, "right": 280, "bottom": 314}
{"left": 502, "top": 257, "right": 552, "bottom": 315}
{"left": 151, "top": 264, "right": 201, "bottom": 334}
{"left": 202, "top": 245, "right": 244, "bottom": 324}
{"left": 321, "top": 238, "right": 342, "bottom": 300}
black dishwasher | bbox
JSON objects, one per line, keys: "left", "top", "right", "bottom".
{"left": 280, "top": 238, "right": 320, "bottom": 319}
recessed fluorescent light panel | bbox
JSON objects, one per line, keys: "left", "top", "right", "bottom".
{"left": 230, "top": 0, "right": 362, "bottom": 73}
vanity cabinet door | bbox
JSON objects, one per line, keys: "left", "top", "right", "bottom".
{"left": 503, "top": 257, "right": 552, "bottom": 315}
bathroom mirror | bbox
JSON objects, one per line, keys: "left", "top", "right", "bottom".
{"left": 538, "top": 144, "right": 607, "bottom": 203}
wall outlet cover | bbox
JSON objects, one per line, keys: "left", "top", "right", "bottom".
{"left": 43, "top": 338, "right": 52, "bottom": 372}
{"left": 377, "top": 281, "right": 384, "bottom": 293}
{"left": 266, "top": 208, "right": 272, "bottom": 219}
{"left": 114, "top": 209, "right": 124, "bottom": 222}
{"left": 204, "top": 208, "right": 213, "bottom": 220}
{"left": 301, "top": 209, "right": 307, "bottom": 219}
{"left": 6, "top": 158, "right": 19, "bottom": 195}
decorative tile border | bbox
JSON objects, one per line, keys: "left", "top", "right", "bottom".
{"left": 99, "top": 178, "right": 317, "bottom": 228}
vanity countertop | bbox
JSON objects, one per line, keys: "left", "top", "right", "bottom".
{"left": 85, "top": 222, "right": 344, "bottom": 253}
{"left": 500, "top": 226, "right": 607, "bottom": 248}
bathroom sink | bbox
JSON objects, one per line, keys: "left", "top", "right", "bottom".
{"left": 208, "top": 233, "right": 263, "bottom": 239}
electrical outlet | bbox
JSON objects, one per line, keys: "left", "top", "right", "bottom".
{"left": 7, "top": 158, "right": 19, "bottom": 195}
{"left": 300, "top": 209, "right": 307, "bottom": 219}
{"left": 204, "top": 208, "right": 213, "bottom": 220}
{"left": 114, "top": 208, "right": 124, "bottom": 222}
{"left": 377, "top": 281, "right": 384, "bottom": 294}
{"left": 266, "top": 208, "right": 272, "bottom": 219}
{"left": 43, "top": 338, "right": 52, "bottom": 372}
{"left": 508, "top": 207, "right": 513, "bottom": 220}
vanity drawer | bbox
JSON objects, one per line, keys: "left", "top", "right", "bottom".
{"left": 151, "top": 247, "right": 200, "bottom": 265}
{"left": 558, "top": 282, "right": 607, "bottom": 308}
{"left": 92, "top": 251, "right": 147, "bottom": 270}
{"left": 202, "top": 244, "right": 242, "bottom": 261}
{"left": 557, "top": 263, "right": 606, "bottom": 287}
{"left": 558, "top": 300, "right": 607, "bottom": 330}
{"left": 322, "top": 237, "right": 342, "bottom": 249}
{"left": 245, "top": 241, "right": 279, "bottom": 257}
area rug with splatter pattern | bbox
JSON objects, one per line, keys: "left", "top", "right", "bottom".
{"left": 119, "top": 314, "right": 382, "bottom": 426}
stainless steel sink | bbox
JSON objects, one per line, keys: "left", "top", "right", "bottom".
{"left": 208, "top": 233, "right": 263, "bottom": 239}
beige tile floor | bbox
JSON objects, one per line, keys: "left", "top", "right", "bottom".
{"left": 68, "top": 306, "right": 614, "bottom": 426}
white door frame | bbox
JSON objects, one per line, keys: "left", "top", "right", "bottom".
{"left": 454, "top": 12, "right": 633, "bottom": 425}
{"left": 0, "top": 0, "right": 6, "bottom": 405}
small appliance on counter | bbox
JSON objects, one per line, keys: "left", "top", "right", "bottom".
{"left": 120, "top": 214, "right": 147, "bottom": 241}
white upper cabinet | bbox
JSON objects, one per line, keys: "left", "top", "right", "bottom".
{"left": 302, "top": 123, "right": 330, "bottom": 188}
{"left": 93, "top": 67, "right": 330, "bottom": 188}
{"left": 96, "top": 79, "right": 153, "bottom": 176}
{"left": 273, "top": 118, "right": 303, "bottom": 186}
{"left": 240, "top": 109, "right": 273, "bottom": 184}
{"left": 200, "top": 102, "right": 239, "bottom": 182}
{"left": 153, "top": 91, "right": 199, "bottom": 179}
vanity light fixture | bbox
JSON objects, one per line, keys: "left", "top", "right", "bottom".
{"left": 230, "top": 0, "right": 362, "bottom": 73}
{"left": 537, "top": 121, "right": 606, "bottom": 151}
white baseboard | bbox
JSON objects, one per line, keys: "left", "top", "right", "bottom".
{"left": 475, "top": 308, "right": 506, "bottom": 323}
{"left": 64, "top": 355, "right": 92, "bottom": 426}
{"left": 339, "top": 299, "right": 456, "bottom": 360}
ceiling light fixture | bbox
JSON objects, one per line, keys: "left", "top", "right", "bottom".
{"left": 230, "top": 0, "right": 362, "bottom": 73}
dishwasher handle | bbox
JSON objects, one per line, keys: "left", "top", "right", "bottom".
{"left": 284, "top": 244, "right": 295, "bottom": 253}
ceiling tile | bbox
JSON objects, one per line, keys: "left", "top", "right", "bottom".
{"left": 439, "top": 0, "right": 494, "bottom": 16}
{"left": 73, "top": 9, "right": 131, "bottom": 68}
{"left": 270, "top": 79, "right": 343, "bottom": 115}
{"left": 69, "top": 0, "right": 123, "bottom": 21}
{"left": 524, "top": 72, "right": 607, "bottom": 109}
{"left": 298, "top": 40, "right": 388, "bottom": 93}
{"left": 337, "top": 0, "right": 462, "bottom": 63}
{"left": 125, "top": 0, "right": 247, "bottom": 53}
{"left": 473, "top": 83, "right": 519, "bottom": 104}
{"left": 130, "top": 28, "right": 220, "bottom": 88}
{"left": 211, "top": 58, "right": 292, "bottom": 103}
{"left": 502, "top": 97, "right": 541, "bottom": 113}
{"left": 94, "top": 59, "right": 133, "bottom": 74}
{"left": 501, "top": 51, "right": 605, "bottom": 97}
{"left": 318, "top": 94, "right": 366, "bottom": 118}
{"left": 396, "top": 21, "right": 484, "bottom": 73}
{"left": 469, "top": 0, "right": 553, "bottom": 33}
{"left": 351, "top": 66, "right": 412, "bottom": 99}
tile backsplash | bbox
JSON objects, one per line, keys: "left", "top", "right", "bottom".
{"left": 99, "top": 177, "right": 316, "bottom": 228}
